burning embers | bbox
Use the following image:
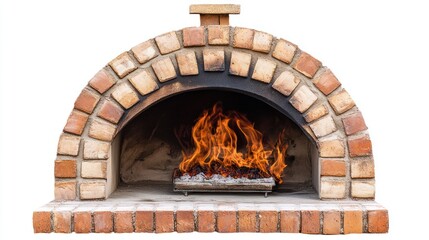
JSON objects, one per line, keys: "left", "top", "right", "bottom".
{"left": 173, "top": 103, "right": 289, "bottom": 195}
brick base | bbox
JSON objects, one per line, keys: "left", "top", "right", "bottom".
{"left": 33, "top": 202, "right": 388, "bottom": 234}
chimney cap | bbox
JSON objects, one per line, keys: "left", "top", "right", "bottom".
{"left": 190, "top": 4, "right": 240, "bottom": 15}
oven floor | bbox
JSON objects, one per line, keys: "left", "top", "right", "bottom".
{"left": 105, "top": 182, "right": 337, "bottom": 204}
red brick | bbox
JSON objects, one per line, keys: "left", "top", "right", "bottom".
{"left": 260, "top": 211, "right": 278, "bottom": 232}
{"left": 323, "top": 211, "right": 340, "bottom": 235}
{"left": 208, "top": 25, "right": 229, "bottom": 45}
{"left": 368, "top": 210, "right": 389, "bottom": 233}
{"left": 198, "top": 211, "right": 215, "bottom": 232}
{"left": 74, "top": 212, "right": 92, "bottom": 233}
{"left": 342, "top": 112, "right": 367, "bottom": 136}
{"left": 33, "top": 211, "right": 51, "bottom": 233}
{"left": 53, "top": 211, "right": 72, "bottom": 233}
{"left": 155, "top": 211, "right": 174, "bottom": 233}
{"left": 321, "top": 159, "right": 345, "bottom": 177}
{"left": 135, "top": 211, "right": 153, "bottom": 232}
{"left": 63, "top": 110, "right": 89, "bottom": 135}
{"left": 74, "top": 89, "right": 100, "bottom": 114}
{"left": 89, "top": 69, "right": 116, "bottom": 94}
{"left": 200, "top": 14, "right": 219, "bottom": 25}
{"left": 313, "top": 69, "right": 341, "bottom": 95}
{"left": 293, "top": 52, "right": 321, "bottom": 78}
{"left": 54, "top": 181, "right": 76, "bottom": 200}
{"left": 217, "top": 211, "right": 236, "bottom": 233}
{"left": 97, "top": 100, "right": 124, "bottom": 124}
{"left": 94, "top": 211, "right": 113, "bottom": 233}
{"left": 348, "top": 135, "right": 372, "bottom": 157}
{"left": 233, "top": 27, "right": 254, "bottom": 49}
{"left": 301, "top": 210, "right": 320, "bottom": 234}
{"left": 280, "top": 210, "right": 300, "bottom": 233}
{"left": 343, "top": 210, "right": 363, "bottom": 234}
{"left": 176, "top": 211, "right": 194, "bottom": 232}
{"left": 114, "top": 211, "right": 133, "bottom": 233}
{"left": 54, "top": 160, "right": 76, "bottom": 178}
{"left": 183, "top": 27, "right": 206, "bottom": 47}
{"left": 238, "top": 210, "right": 256, "bottom": 232}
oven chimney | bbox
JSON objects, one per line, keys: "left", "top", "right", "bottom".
{"left": 190, "top": 4, "right": 240, "bottom": 26}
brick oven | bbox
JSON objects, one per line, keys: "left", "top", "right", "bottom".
{"left": 33, "top": 4, "right": 388, "bottom": 234}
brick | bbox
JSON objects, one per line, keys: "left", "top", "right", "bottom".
{"left": 83, "top": 140, "right": 109, "bottom": 159}
{"left": 304, "top": 104, "right": 328, "bottom": 123}
{"left": 131, "top": 40, "right": 158, "bottom": 64}
{"left": 81, "top": 161, "right": 107, "bottom": 179}
{"left": 55, "top": 160, "right": 76, "bottom": 178}
{"left": 328, "top": 89, "right": 355, "bottom": 115}
{"left": 128, "top": 69, "right": 159, "bottom": 95}
{"left": 301, "top": 210, "right": 320, "bottom": 234}
{"left": 88, "top": 118, "right": 116, "bottom": 141}
{"left": 63, "top": 110, "right": 89, "bottom": 135}
{"left": 321, "top": 159, "right": 345, "bottom": 176}
{"left": 94, "top": 211, "right": 113, "bottom": 233}
{"left": 319, "top": 139, "right": 345, "bottom": 158}
{"left": 155, "top": 211, "right": 174, "bottom": 233}
{"left": 351, "top": 159, "right": 375, "bottom": 178}
{"left": 217, "top": 211, "right": 236, "bottom": 233}
{"left": 203, "top": 49, "right": 225, "bottom": 71}
{"left": 343, "top": 210, "right": 363, "bottom": 234}
{"left": 272, "top": 39, "right": 297, "bottom": 64}
{"left": 80, "top": 182, "right": 106, "bottom": 199}
{"left": 260, "top": 211, "right": 278, "bottom": 233}
{"left": 367, "top": 210, "right": 389, "bottom": 233}
{"left": 176, "top": 51, "right": 199, "bottom": 76}
{"left": 74, "top": 89, "right": 100, "bottom": 114}
{"left": 238, "top": 210, "right": 256, "bottom": 232}
{"left": 322, "top": 211, "right": 340, "bottom": 235}
{"left": 111, "top": 83, "right": 139, "bottom": 109}
{"left": 97, "top": 100, "right": 124, "bottom": 124}
{"left": 89, "top": 69, "right": 116, "bottom": 94}
{"left": 348, "top": 135, "right": 372, "bottom": 157}
{"left": 109, "top": 52, "right": 137, "bottom": 78}
{"left": 57, "top": 134, "right": 80, "bottom": 156}
{"left": 114, "top": 211, "right": 133, "bottom": 233}
{"left": 233, "top": 27, "right": 254, "bottom": 49}
{"left": 272, "top": 71, "right": 300, "bottom": 96}
{"left": 280, "top": 211, "right": 300, "bottom": 233}
{"left": 313, "top": 69, "right": 341, "bottom": 95}
{"left": 342, "top": 112, "right": 367, "bottom": 135}
{"left": 135, "top": 211, "right": 153, "bottom": 232}
{"left": 198, "top": 211, "right": 215, "bottom": 232}
{"left": 293, "top": 52, "right": 321, "bottom": 78}
{"left": 229, "top": 51, "right": 252, "bottom": 77}
{"left": 252, "top": 31, "right": 273, "bottom": 53}
{"left": 183, "top": 27, "right": 205, "bottom": 47}
{"left": 151, "top": 57, "right": 177, "bottom": 82}
{"left": 251, "top": 58, "right": 277, "bottom": 83}
{"left": 200, "top": 14, "right": 219, "bottom": 25}
{"left": 74, "top": 212, "right": 92, "bottom": 233}
{"left": 208, "top": 25, "right": 229, "bottom": 45}
{"left": 309, "top": 116, "right": 337, "bottom": 138}
{"left": 320, "top": 180, "right": 346, "bottom": 199}
{"left": 33, "top": 211, "right": 51, "bottom": 233}
{"left": 53, "top": 211, "right": 72, "bottom": 233}
{"left": 155, "top": 31, "right": 181, "bottom": 54}
{"left": 190, "top": 4, "right": 240, "bottom": 14}
{"left": 176, "top": 211, "right": 194, "bottom": 232}
{"left": 289, "top": 85, "right": 318, "bottom": 113}
{"left": 351, "top": 180, "right": 375, "bottom": 198}
{"left": 54, "top": 181, "right": 76, "bottom": 200}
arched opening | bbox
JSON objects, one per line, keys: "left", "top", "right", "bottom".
{"left": 110, "top": 89, "right": 319, "bottom": 199}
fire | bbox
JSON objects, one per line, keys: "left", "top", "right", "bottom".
{"left": 178, "top": 103, "right": 288, "bottom": 183}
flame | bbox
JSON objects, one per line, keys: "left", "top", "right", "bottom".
{"left": 178, "top": 103, "right": 288, "bottom": 183}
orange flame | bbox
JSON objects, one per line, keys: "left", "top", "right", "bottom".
{"left": 178, "top": 103, "right": 288, "bottom": 183}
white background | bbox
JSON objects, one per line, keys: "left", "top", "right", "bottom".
{"left": 1, "top": 0, "right": 428, "bottom": 239}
